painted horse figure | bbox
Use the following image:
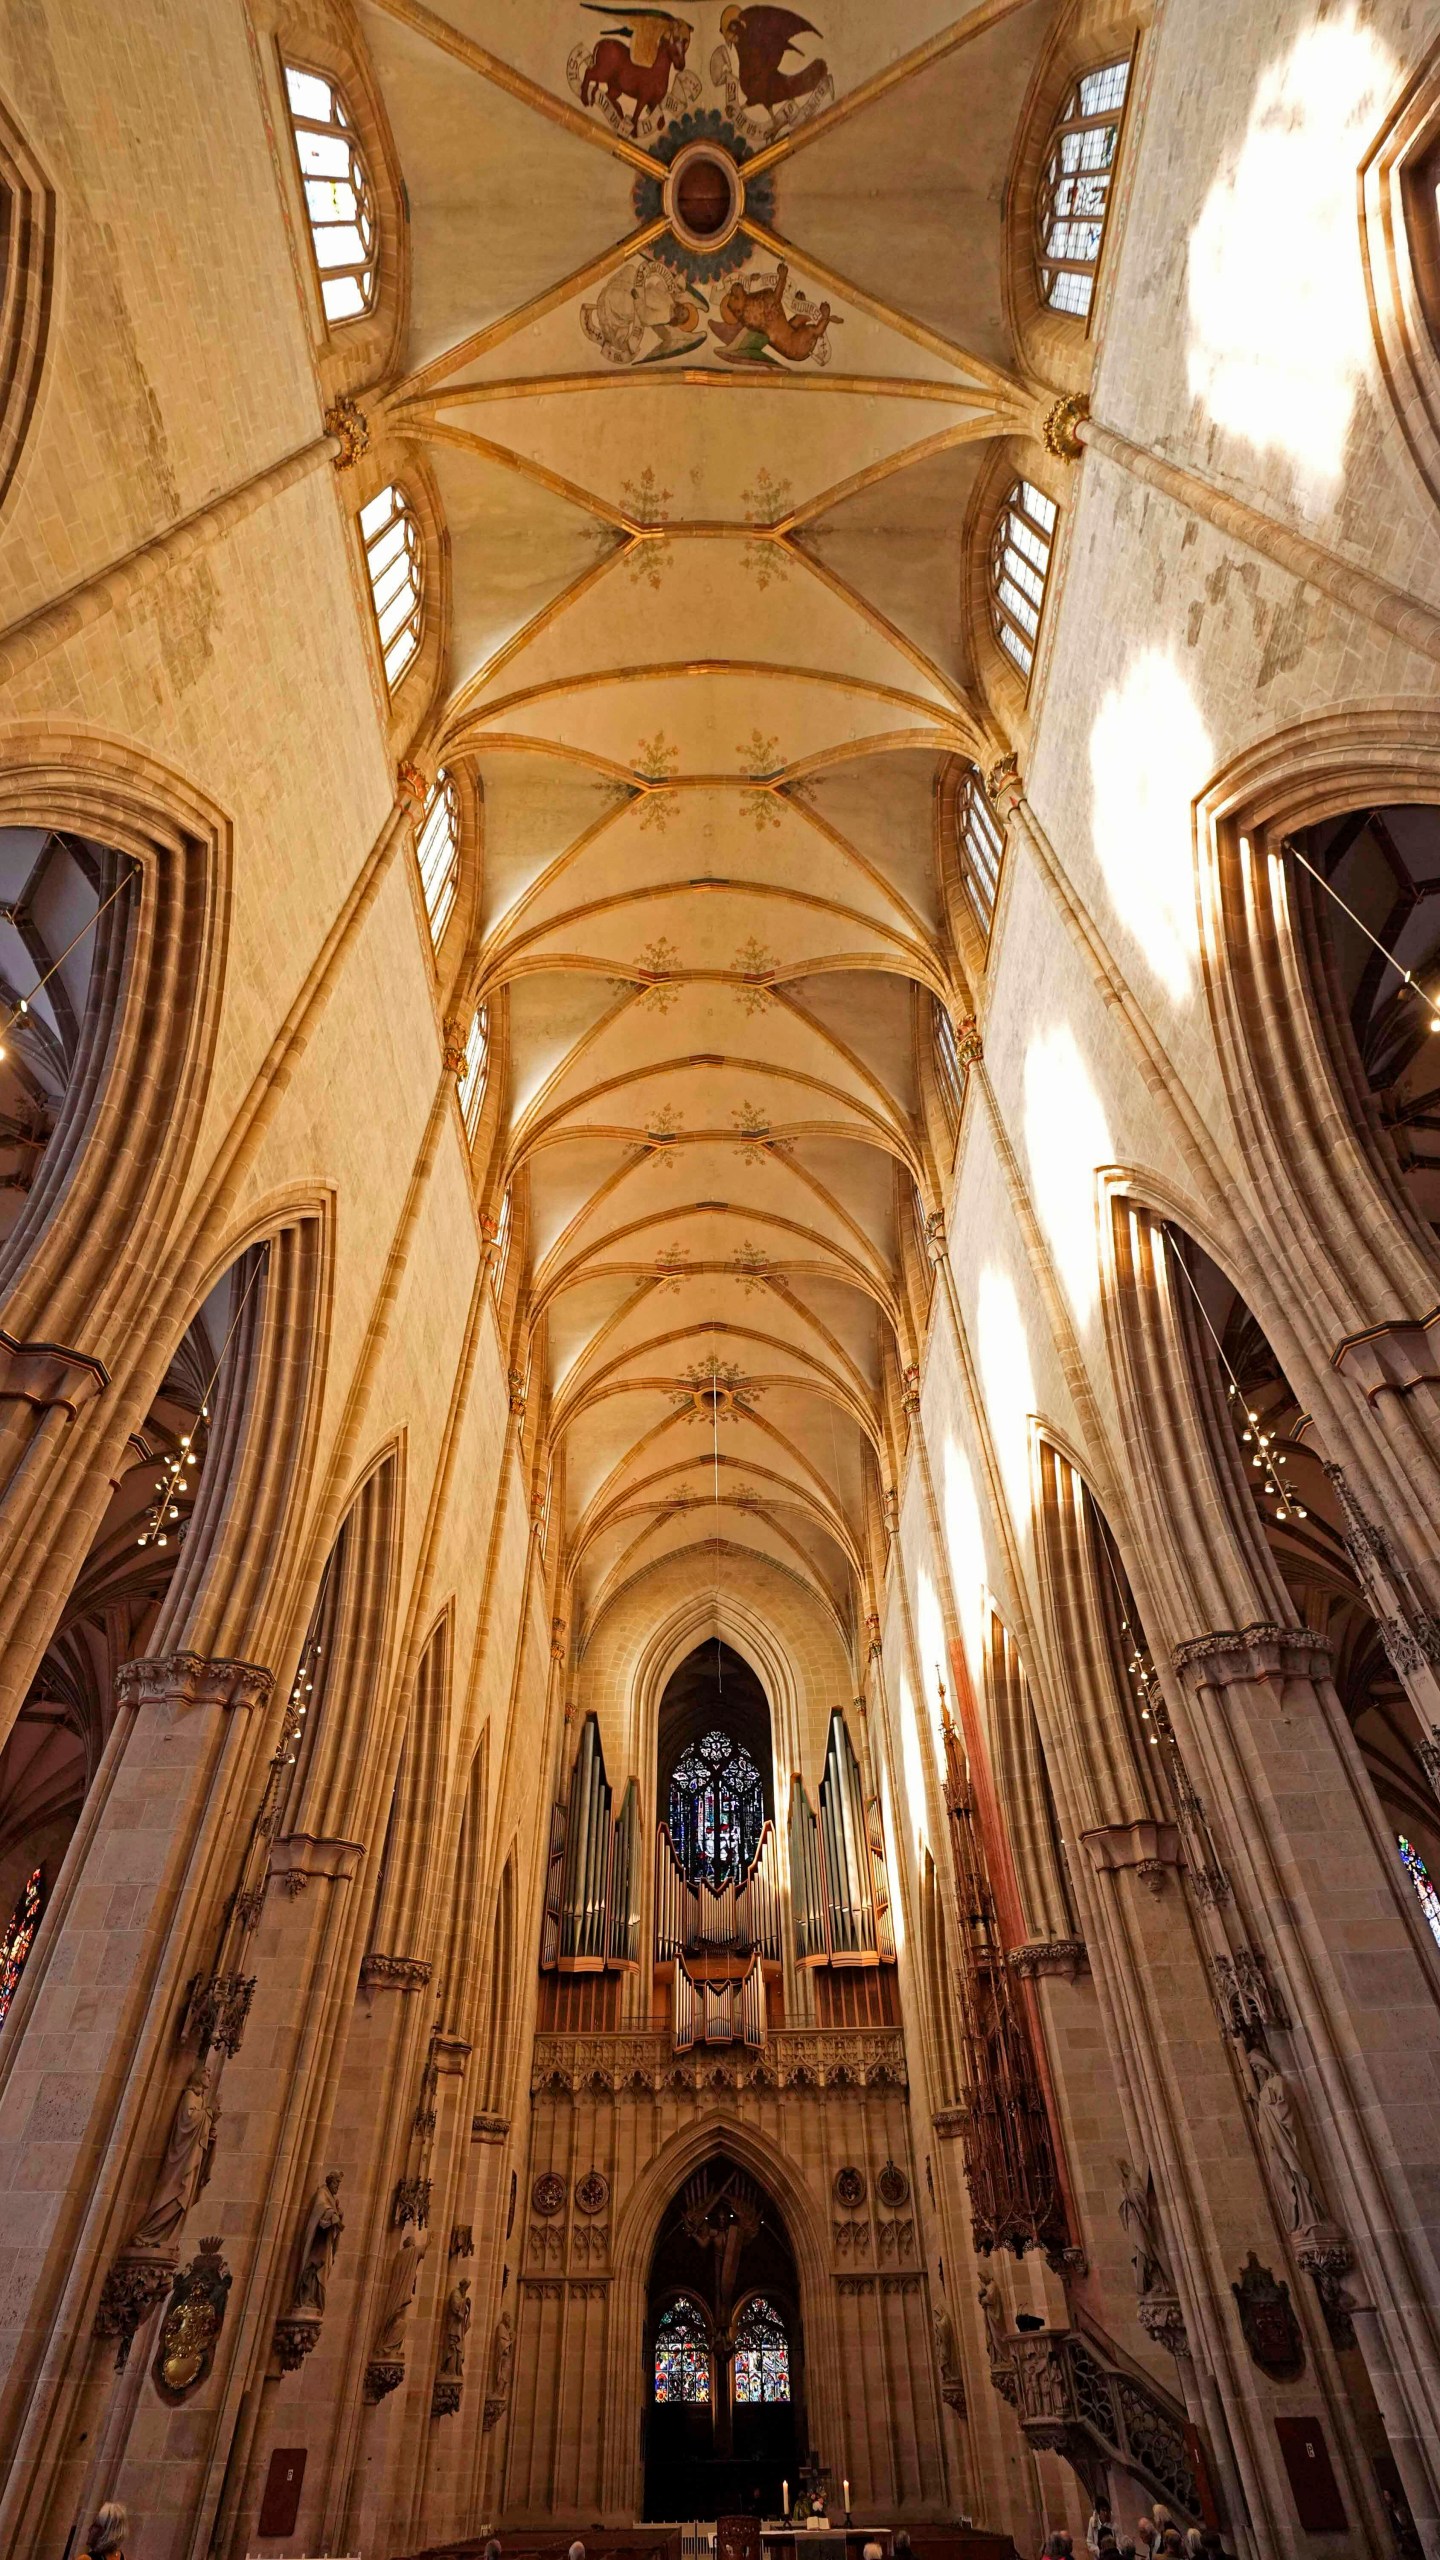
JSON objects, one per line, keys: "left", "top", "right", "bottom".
{"left": 579, "top": 10, "right": 693, "bottom": 134}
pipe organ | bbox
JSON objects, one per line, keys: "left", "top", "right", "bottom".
{"left": 672, "top": 1953, "right": 767, "bottom": 2051}
{"left": 540, "top": 1713, "right": 641, "bottom": 1971}
{"left": 789, "top": 1708, "right": 895, "bottom": 1966}
{"left": 654, "top": 1820, "right": 782, "bottom": 1962}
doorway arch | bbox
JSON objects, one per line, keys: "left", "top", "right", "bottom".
{"left": 644, "top": 2155, "right": 803, "bottom": 2522}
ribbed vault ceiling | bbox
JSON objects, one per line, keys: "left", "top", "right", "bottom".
{"left": 363, "top": 0, "right": 1062, "bottom": 1638}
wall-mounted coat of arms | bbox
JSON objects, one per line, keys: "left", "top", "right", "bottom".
{"left": 152, "top": 2236, "right": 232, "bottom": 2400}
{"left": 1232, "top": 2251, "right": 1306, "bottom": 2382}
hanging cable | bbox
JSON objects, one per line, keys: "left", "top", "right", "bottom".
{"left": 0, "top": 864, "right": 138, "bottom": 1061}
{"left": 137, "top": 1247, "right": 271, "bottom": 1548}
{"left": 1159, "top": 1226, "right": 1306, "bottom": 1523}
{"left": 1279, "top": 832, "right": 1440, "bottom": 1035}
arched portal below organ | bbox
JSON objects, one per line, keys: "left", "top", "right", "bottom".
{"left": 644, "top": 2155, "right": 802, "bottom": 2522}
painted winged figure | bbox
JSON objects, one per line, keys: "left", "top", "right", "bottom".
{"left": 714, "top": 7, "right": 833, "bottom": 135}
{"left": 569, "top": 9, "right": 697, "bottom": 137}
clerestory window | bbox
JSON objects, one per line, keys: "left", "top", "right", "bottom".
{"left": 492, "top": 1187, "right": 513, "bottom": 1297}
{"left": 417, "top": 768, "right": 460, "bottom": 946}
{"left": 956, "top": 763, "right": 1004, "bottom": 934}
{"left": 459, "top": 1004, "right": 488, "bottom": 1136}
{"left": 360, "top": 483, "right": 424, "bottom": 690}
{"left": 990, "top": 480, "right": 1057, "bottom": 683}
{"left": 283, "top": 63, "right": 378, "bottom": 324}
{"left": 1036, "top": 59, "right": 1131, "bottom": 319}
{"left": 933, "top": 1001, "right": 966, "bottom": 1133}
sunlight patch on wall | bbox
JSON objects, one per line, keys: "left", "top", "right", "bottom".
{"left": 1022, "top": 1025, "right": 1113, "bottom": 1329}
{"left": 896, "top": 1664, "right": 930, "bottom": 1857}
{"left": 942, "top": 1433, "right": 988, "bottom": 1682}
{"left": 976, "top": 1266, "right": 1037, "bottom": 1539}
{"left": 1089, "top": 650, "right": 1211, "bottom": 1002}
{"left": 913, "top": 1563, "right": 949, "bottom": 1779}
{"left": 1186, "top": 10, "right": 1395, "bottom": 502}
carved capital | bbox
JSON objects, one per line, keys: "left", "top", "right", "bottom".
{"left": 364, "top": 2356, "right": 405, "bottom": 2403}
{"left": 116, "top": 1654, "right": 274, "bottom": 1715}
{"left": 432, "top": 2377, "right": 462, "bottom": 2417}
{"left": 270, "top": 1834, "right": 365, "bottom": 1886}
{"left": 472, "top": 2112, "right": 511, "bottom": 2142}
{"left": 1171, "top": 1623, "right": 1332, "bottom": 1687}
{"left": 272, "top": 2312, "right": 321, "bottom": 2373}
{"left": 952, "top": 1013, "right": 984, "bottom": 1069}
{"left": 324, "top": 396, "right": 371, "bottom": 468}
{"left": 0, "top": 1324, "right": 109, "bottom": 1422}
{"left": 94, "top": 2247, "right": 177, "bottom": 2369}
{"left": 432, "top": 2033, "right": 471, "bottom": 2072}
{"left": 442, "top": 1011, "right": 470, "bottom": 1078}
{"left": 1041, "top": 391, "right": 1091, "bottom": 461}
{"left": 1136, "top": 2290, "right": 1191, "bottom": 2356}
{"left": 1332, "top": 1308, "right": 1440, "bottom": 1404}
{"left": 1006, "top": 1937, "right": 1087, "bottom": 1981}
{"left": 483, "top": 2394, "right": 508, "bottom": 2430}
{"left": 360, "top": 1952, "right": 433, "bottom": 1991}
{"left": 396, "top": 757, "right": 427, "bottom": 812}
{"left": 1079, "top": 1819, "right": 1181, "bottom": 1881}
{"left": 984, "top": 752, "right": 1023, "bottom": 815}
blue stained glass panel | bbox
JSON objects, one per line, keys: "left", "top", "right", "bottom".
{"left": 669, "top": 1728, "right": 764, "bottom": 1886}
{"left": 733, "top": 2295, "right": 790, "bottom": 2403}
{"left": 654, "top": 2296, "right": 710, "bottom": 2402}
{"left": 1399, "top": 1834, "right": 1440, "bottom": 1949}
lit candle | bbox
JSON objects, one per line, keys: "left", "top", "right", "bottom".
{"left": 783, "top": 2482, "right": 791, "bottom": 2518}
{"left": 843, "top": 2481, "right": 850, "bottom": 2513}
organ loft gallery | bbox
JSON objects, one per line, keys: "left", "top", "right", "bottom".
{"left": 3, "top": 3, "right": 1440, "bottom": 2559}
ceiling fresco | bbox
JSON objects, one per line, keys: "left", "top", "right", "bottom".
{"left": 361, "top": 0, "right": 1064, "bottom": 1640}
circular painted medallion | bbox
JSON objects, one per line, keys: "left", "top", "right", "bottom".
{"left": 834, "top": 2165, "right": 866, "bottom": 2207}
{"left": 877, "top": 2159, "right": 910, "bottom": 2208}
{"left": 576, "top": 2168, "right": 610, "bottom": 2215}
{"left": 532, "top": 2170, "right": 567, "bottom": 2218}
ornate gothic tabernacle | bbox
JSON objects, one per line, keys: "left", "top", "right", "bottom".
{"left": 940, "top": 1696, "right": 1068, "bottom": 2259}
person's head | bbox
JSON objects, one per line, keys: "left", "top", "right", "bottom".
{"left": 88, "top": 2509, "right": 129, "bottom": 2559}
{"left": 484, "top": 2539, "right": 502, "bottom": 2560}
{"left": 863, "top": 2542, "right": 883, "bottom": 2559}
{"left": 1095, "top": 2503, "right": 1112, "bottom": 2523}
{"left": 1160, "top": 2533, "right": 1183, "bottom": 2555}
{"left": 895, "top": 2536, "right": 912, "bottom": 2557}
{"left": 569, "top": 2542, "right": 586, "bottom": 2560}
{"left": 1044, "top": 2537, "right": 1074, "bottom": 2558}
{"left": 1153, "top": 2512, "right": 1174, "bottom": 2534}
{"left": 1184, "top": 2533, "right": 1204, "bottom": 2558}
{"left": 1097, "top": 2534, "right": 1118, "bottom": 2554}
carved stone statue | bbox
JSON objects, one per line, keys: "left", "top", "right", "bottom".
{"left": 1117, "top": 2160, "right": 1169, "bottom": 2299}
{"left": 932, "top": 2302, "right": 957, "bottom": 2379}
{"left": 291, "top": 2171, "right": 345, "bottom": 2313}
{"left": 491, "top": 2307, "right": 514, "bottom": 2399}
{"left": 374, "top": 2225, "right": 428, "bottom": 2357}
{"left": 1247, "top": 2050, "right": 1324, "bottom": 2235}
{"left": 130, "top": 2066, "right": 219, "bottom": 2252}
{"left": 440, "top": 2276, "right": 472, "bottom": 2378}
{"left": 977, "top": 2266, "right": 1005, "bottom": 2364}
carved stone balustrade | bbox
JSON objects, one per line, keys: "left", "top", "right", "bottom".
{"left": 530, "top": 2026, "right": 907, "bottom": 2098}
{"left": 990, "top": 2322, "right": 1200, "bottom": 2518}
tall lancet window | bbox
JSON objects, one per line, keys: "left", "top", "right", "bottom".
{"left": 361, "top": 483, "right": 424, "bottom": 690}
{"left": 669, "top": 1728, "right": 765, "bottom": 1887}
{"left": 654, "top": 2297, "right": 711, "bottom": 2402}
{"left": 1399, "top": 1835, "right": 1440, "bottom": 1949}
{"left": 1036, "top": 59, "right": 1131, "bottom": 318}
{"left": 283, "top": 64, "right": 378, "bottom": 322}
{"left": 990, "top": 480, "right": 1056, "bottom": 682}
{"left": 733, "top": 2296, "right": 790, "bottom": 2402}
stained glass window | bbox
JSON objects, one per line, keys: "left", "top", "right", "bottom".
{"left": 654, "top": 2296, "right": 711, "bottom": 2402}
{"left": 1036, "top": 59, "right": 1131, "bottom": 318}
{"left": 669, "top": 1728, "right": 765, "bottom": 1886}
{"left": 0, "top": 1865, "right": 43, "bottom": 2028}
{"left": 733, "top": 2296, "right": 790, "bottom": 2403}
{"left": 1399, "top": 1834, "right": 1440, "bottom": 1949}
{"left": 956, "top": 764, "right": 1004, "bottom": 934}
